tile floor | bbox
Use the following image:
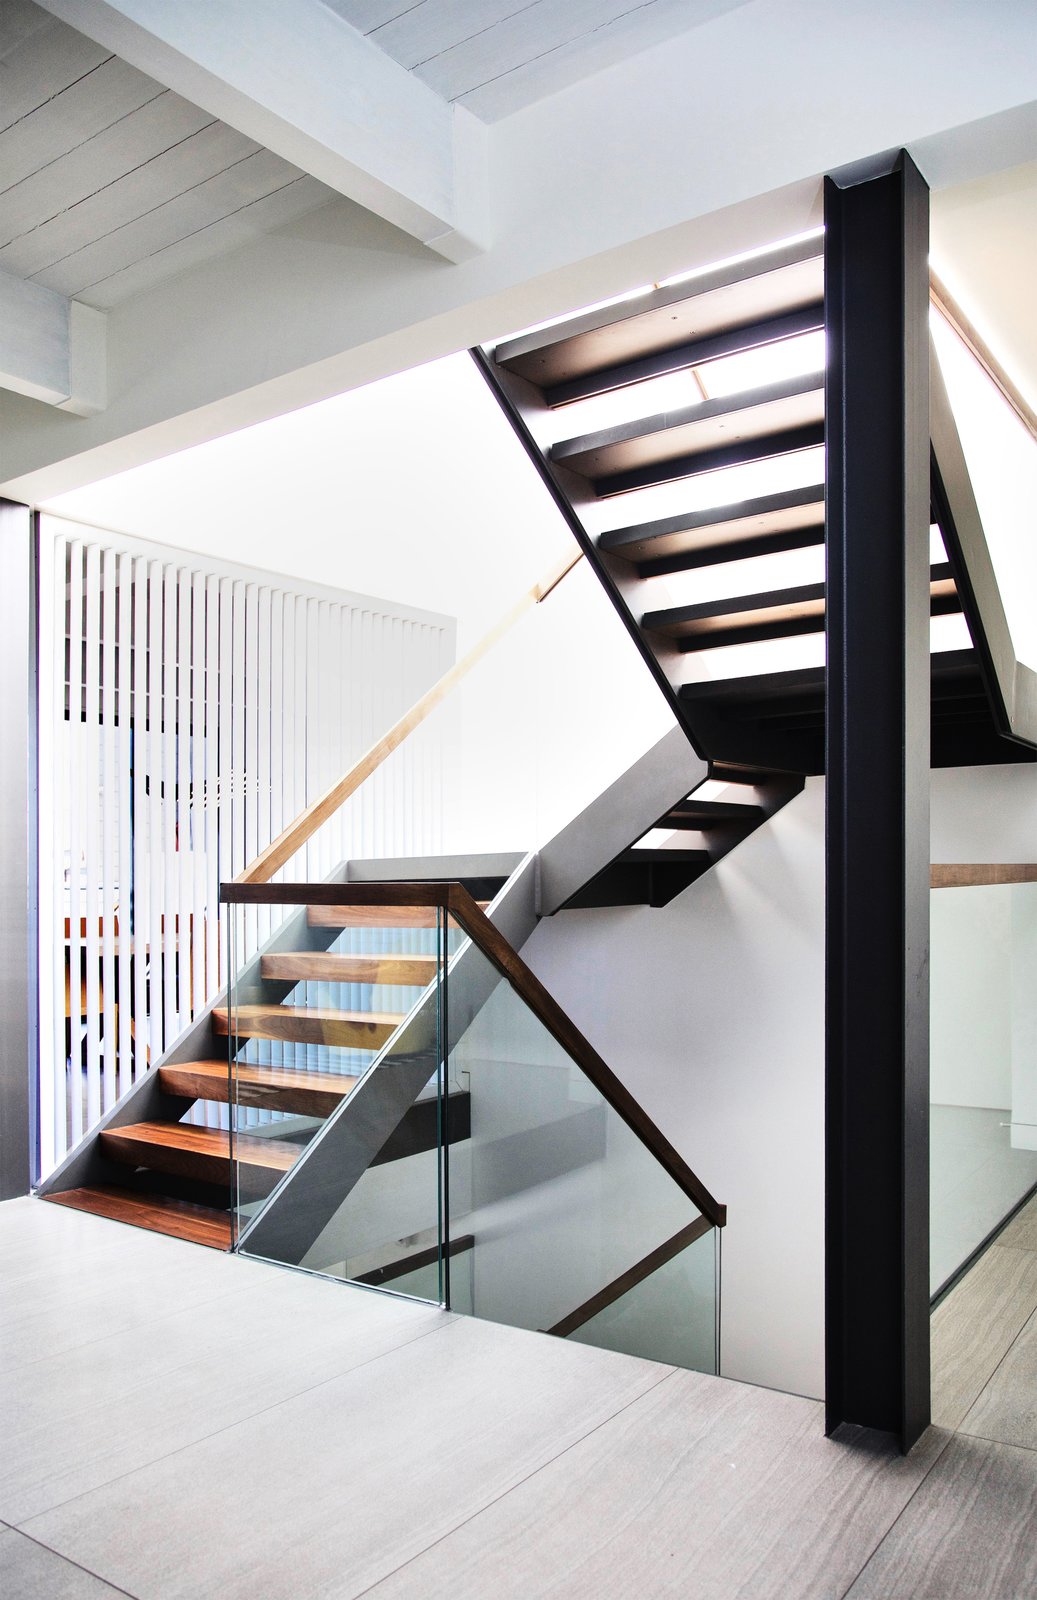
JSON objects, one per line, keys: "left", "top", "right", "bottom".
{"left": 2, "top": 1193, "right": 1036, "bottom": 1599}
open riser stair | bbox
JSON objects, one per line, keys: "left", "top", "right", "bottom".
{"left": 475, "top": 231, "right": 1035, "bottom": 850}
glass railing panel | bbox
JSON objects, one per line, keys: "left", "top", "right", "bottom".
{"left": 226, "top": 892, "right": 448, "bottom": 1305}
{"left": 444, "top": 930, "right": 718, "bottom": 1372}
{"left": 556, "top": 1220, "right": 718, "bottom": 1372}
{"left": 931, "top": 877, "right": 1037, "bottom": 1294}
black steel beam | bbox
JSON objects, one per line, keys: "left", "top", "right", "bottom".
{"left": 825, "top": 153, "right": 931, "bottom": 1451}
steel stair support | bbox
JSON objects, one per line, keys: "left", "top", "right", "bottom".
{"left": 824, "top": 150, "right": 931, "bottom": 1454}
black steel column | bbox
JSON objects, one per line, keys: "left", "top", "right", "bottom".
{"left": 825, "top": 152, "right": 931, "bottom": 1451}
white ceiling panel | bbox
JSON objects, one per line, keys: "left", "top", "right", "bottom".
{"left": 330, "top": 0, "right": 753, "bottom": 120}
{"left": 0, "top": 2, "right": 337, "bottom": 310}
{"left": 1, "top": 121, "right": 259, "bottom": 277}
{"left": 0, "top": 54, "right": 164, "bottom": 189}
{"left": 0, "top": 10, "right": 109, "bottom": 130}
{"left": 0, "top": 91, "right": 212, "bottom": 247}
{"left": 79, "top": 175, "right": 336, "bottom": 309}
{"left": 32, "top": 147, "right": 309, "bottom": 298}
{"left": 0, "top": 0, "right": 54, "bottom": 61}
{"left": 368, "top": 0, "right": 531, "bottom": 70}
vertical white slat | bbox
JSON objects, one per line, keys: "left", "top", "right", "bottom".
{"left": 268, "top": 588, "right": 284, "bottom": 1070}
{"left": 161, "top": 561, "right": 178, "bottom": 1048}
{"left": 116, "top": 551, "right": 132, "bottom": 1095}
{"left": 66, "top": 540, "right": 85, "bottom": 1148}
{"left": 292, "top": 593, "right": 307, "bottom": 879}
{"left": 244, "top": 581, "right": 260, "bottom": 960}
{"left": 256, "top": 585, "right": 272, "bottom": 951}
{"left": 230, "top": 577, "right": 246, "bottom": 924}
{"left": 131, "top": 555, "right": 149, "bottom": 1083}
{"left": 147, "top": 559, "right": 164, "bottom": 1063}
{"left": 204, "top": 574, "right": 220, "bottom": 999}
{"left": 280, "top": 591, "right": 296, "bottom": 881}
{"left": 217, "top": 577, "right": 234, "bottom": 988}
{"left": 82, "top": 542, "right": 102, "bottom": 1131}
{"left": 35, "top": 526, "right": 57, "bottom": 1174}
{"left": 176, "top": 566, "right": 191, "bottom": 1038}
{"left": 100, "top": 545, "right": 117, "bottom": 1115}
{"left": 190, "top": 569, "right": 206, "bottom": 1026}
{"left": 50, "top": 533, "right": 71, "bottom": 1165}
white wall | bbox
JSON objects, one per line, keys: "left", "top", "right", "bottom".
{"left": 930, "top": 887, "right": 1013, "bottom": 1108}
{"left": 522, "top": 777, "right": 827, "bottom": 1398}
{"left": 931, "top": 763, "right": 1037, "bottom": 860}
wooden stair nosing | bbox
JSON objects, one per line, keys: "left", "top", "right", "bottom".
{"left": 213, "top": 1004, "right": 404, "bottom": 1049}
{"left": 306, "top": 901, "right": 489, "bottom": 930}
{"left": 260, "top": 952, "right": 438, "bottom": 986}
{"left": 43, "top": 1186, "right": 232, "bottom": 1249}
{"left": 100, "top": 1121, "right": 298, "bottom": 1184}
{"left": 159, "top": 1058, "right": 359, "bottom": 1116}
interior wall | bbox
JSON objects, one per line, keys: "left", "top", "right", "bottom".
{"left": 522, "top": 778, "right": 827, "bottom": 1399}
{"left": 931, "top": 886, "right": 1013, "bottom": 1107}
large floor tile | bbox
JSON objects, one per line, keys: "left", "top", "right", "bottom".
{"left": 998, "top": 1192, "right": 1037, "bottom": 1253}
{"left": 960, "top": 1306, "right": 1037, "bottom": 1450}
{"left": 23, "top": 1314, "right": 669, "bottom": 1600}
{"left": 845, "top": 1434, "right": 1037, "bottom": 1598}
{"left": 364, "top": 1375, "right": 950, "bottom": 1600}
{"left": 931, "top": 1243, "right": 1037, "bottom": 1427}
{"left": 0, "top": 1207, "right": 277, "bottom": 1373}
{"left": 0, "top": 1266, "right": 451, "bottom": 1524}
{"left": 0, "top": 1527, "right": 132, "bottom": 1599}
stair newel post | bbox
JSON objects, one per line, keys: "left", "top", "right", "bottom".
{"left": 824, "top": 151, "right": 931, "bottom": 1451}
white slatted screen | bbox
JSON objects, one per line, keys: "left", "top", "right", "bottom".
{"left": 37, "top": 516, "right": 452, "bottom": 1178}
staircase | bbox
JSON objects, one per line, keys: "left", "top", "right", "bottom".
{"left": 45, "top": 872, "right": 500, "bottom": 1249}
{"left": 473, "top": 232, "right": 1034, "bottom": 871}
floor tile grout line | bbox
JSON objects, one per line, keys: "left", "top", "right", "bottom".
{"left": 349, "top": 1365, "right": 684, "bottom": 1600}
{"left": 953, "top": 1425, "right": 1037, "bottom": 1455}
{"left": 947, "top": 1299, "right": 1037, "bottom": 1434}
{"left": 832, "top": 1426, "right": 960, "bottom": 1600}
{"left": 10, "top": 1313, "right": 458, "bottom": 1533}
{"left": 6, "top": 1526, "right": 141, "bottom": 1599}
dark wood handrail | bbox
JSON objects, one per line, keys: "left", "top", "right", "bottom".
{"left": 220, "top": 877, "right": 726, "bottom": 1229}
{"left": 546, "top": 1215, "right": 714, "bottom": 1338}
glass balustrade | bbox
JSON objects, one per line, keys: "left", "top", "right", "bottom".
{"left": 930, "top": 876, "right": 1037, "bottom": 1295}
{"left": 223, "top": 880, "right": 722, "bottom": 1373}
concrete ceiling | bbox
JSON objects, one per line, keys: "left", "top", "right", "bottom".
{"left": 0, "top": 0, "right": 337, "bottom": 310}
{"left": 324, "top": 0, "right": 753, "bottom": 121}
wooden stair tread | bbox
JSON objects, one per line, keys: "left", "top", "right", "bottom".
{"left": 260, "top": 952, "right": 437, "bottom": 985}
{"left": 44, "top": 1186, "right": 232, "bottom": 1249}
{"left": 101, "top": 1120, "right": 299, "bottom": 1174}
{"left": 160, "top": 1058, "right": 359, "bottom": 1115}
{"left": 213, "top": 1004, "right": 404, "bottom": 1048}
{"left": 661, "top": 800, "right": 765, "bottom": 826}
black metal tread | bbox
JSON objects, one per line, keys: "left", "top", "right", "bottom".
{"left": 599, "top": 484, "right": 825, "bottom": 573}
{"left": 544, "top": 304, "right": 824, "bottom": 408}
{"left": 551, "top": 372, "right": 824, "bottom": 483}
{"left": 645, "top": 565, "right": 960, "bottom": 652}
{"left": 494, "top": 236, "right": 823, "bottom": 389}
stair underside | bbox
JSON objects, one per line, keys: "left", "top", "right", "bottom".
{"left": 599, "top": 485, "right": 826, "bottom": 573}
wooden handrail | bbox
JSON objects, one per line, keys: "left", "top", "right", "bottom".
{"left": 222, "top": 875, "right": 727, "bottom": 1231}
{"left": 931, "top": 864, "right": 1037, "bottom": 889}
{"left": 930, "top": 272, "right": 1037, "bottom": 447}
{"left": 235, "top": 547, "right": 583, "bottom": 884}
